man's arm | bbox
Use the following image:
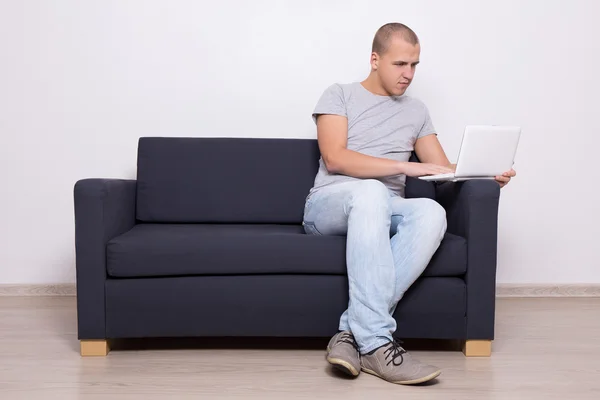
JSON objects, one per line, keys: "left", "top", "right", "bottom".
{"left": 317, "top": 115, "right": 453, "bottom": 178}
{"left": 318, "top": 114, "right": 403, "bottom": 178}
{"left": 414, "top": 134, "right": 453, "bottom": 169}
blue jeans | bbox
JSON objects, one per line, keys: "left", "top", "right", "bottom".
{"left": 303, "top": 179, "right": 447, "bottom": 354}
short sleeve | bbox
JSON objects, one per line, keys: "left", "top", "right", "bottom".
{"left": 417, "top": 104, "right": 437, "bottom": 139}
{"left": 312, "top": 84, "right": 347, "bottom": 124}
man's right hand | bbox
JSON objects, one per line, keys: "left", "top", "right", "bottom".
{"left": 399, "top": 162, "right": 454, "bottom": 177}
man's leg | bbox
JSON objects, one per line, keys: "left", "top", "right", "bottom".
{"left": 388, "top": 197, "right": 447, "bottom": 315}
{"left": 303, "top": 179, "right": 397, "bottom": 353}
{"left": 359, "top": 196, "right": 447, "bottom": 385}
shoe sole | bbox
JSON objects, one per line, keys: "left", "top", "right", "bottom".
{"left": 326, "top": 346, "right": 360, "bottom": 377}
{"left": 361, "top": 367, "right": 441, "bottom": 385}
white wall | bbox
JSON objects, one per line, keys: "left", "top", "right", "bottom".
{"left": 1, "top": 0, "right": 599, "bottom": 284}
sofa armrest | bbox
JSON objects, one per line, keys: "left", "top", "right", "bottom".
{"left": 435, "top": 180, "right": 500, "bottom": 340}
{"left": 74, "top": 179, "right": 137, "bottom": 339}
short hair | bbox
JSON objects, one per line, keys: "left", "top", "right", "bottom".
{"left": 372, "top": 23, "right": 419, "bottom": 55}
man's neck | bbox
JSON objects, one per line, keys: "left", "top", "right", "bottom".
{"left": 360, "top": 74, "right": 391, "bottom": 97}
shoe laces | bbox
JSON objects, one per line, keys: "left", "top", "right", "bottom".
{"left": 339, "top": 332, "right": 360, "bottom": 352}
{"left": 379, "top": 337, "right": 407, "bottom": 366}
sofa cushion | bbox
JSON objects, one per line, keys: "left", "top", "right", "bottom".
{"left": 136, "top": 137, "right": 320, "bottom": 224}
{"left": 107, "top": 224, "right": 467, "bottom": 278}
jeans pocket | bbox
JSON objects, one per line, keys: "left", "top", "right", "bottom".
{"left": 302, "top": 221, "right": 323, "bottom": 236}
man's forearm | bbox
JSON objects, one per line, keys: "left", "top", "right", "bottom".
{"left": 323, "top": 148, "right": 404, "bottom": 178}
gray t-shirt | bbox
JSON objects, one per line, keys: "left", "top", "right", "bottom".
{"left": 309, "top": 82, "right": 436, "bottom": 198}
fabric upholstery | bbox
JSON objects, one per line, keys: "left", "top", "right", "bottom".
{"left": 107, "top": 224, "right": 467, "bottom": 278}
{"left": 74, "top": 179, "right": 137, "bottom": 339}
{"left": 136, "top": 137, "right": 320, "bottom": 224}
{"left": 436, "top": 179, "right": 500, "bottom": 339}
{"left": 105, "top": 275, "right": 466, "bottom": 339}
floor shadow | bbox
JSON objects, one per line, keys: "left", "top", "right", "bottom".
{"left": 409, "top": 378, "right": 441, "bottom": 387}
{"left": 109, "top": 336, "right": 330, "bottom": 352}
{"left": 108, "top": 336, "right": 461, "bottom": 353}
{"left": 398, "top": 338, "right": 463, "bottom": 352}
{"left": 324, "top": 364, "right": 359, "bottom": 380}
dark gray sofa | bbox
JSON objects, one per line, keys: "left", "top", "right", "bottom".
{"left": 74, "top": 137, "right": 500, "bottom": 357}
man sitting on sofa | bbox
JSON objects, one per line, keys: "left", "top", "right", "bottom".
{"left": 303, "top": 22, "right": 516, "bottom": 385}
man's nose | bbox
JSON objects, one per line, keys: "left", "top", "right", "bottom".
{"left": 403, "top": 67, "right": 414, "bottom": 80}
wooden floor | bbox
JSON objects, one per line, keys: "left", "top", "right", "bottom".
{"left": 1, "top": 297, "right": 599, "bottom": 399}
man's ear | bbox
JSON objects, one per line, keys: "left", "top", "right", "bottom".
{"left": 370, "top": 52, "right": 379, "bottom": 70}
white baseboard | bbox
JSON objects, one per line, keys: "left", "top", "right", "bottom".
{"left": 496, "top": 284, "right": 600, "bottom": 297}
{"left": 1, "top": 283, "right": 599, "bottom": 297}
{"left": 0, "top": 284, "right": 76, "bottom": 296}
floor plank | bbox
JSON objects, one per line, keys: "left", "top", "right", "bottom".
{"left": 0, "top": 297, "right": 599, "bottom": 399}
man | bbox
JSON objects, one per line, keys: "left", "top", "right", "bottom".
{"left": 303, "top": 22, "right": 516, "bottom": 385}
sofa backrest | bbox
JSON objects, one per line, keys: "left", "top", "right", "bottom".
{"left": 136, "top": 137, "right": 320, "bottom": 223}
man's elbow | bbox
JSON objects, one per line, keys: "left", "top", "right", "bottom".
{"left": 323, "top": 153, "right": 343, "bottom": 174}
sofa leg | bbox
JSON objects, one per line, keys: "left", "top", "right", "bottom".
{"left": 462, "top": 340, "right": 492, "bottom": 357}
{"left": 80, "top": 340, "right": 110, "bottom": 356}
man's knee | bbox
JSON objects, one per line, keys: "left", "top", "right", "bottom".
{"left": 415, "top": 198, "right": 447, "bottom": 234}
{"left": 348, "top": 180, "right": 391, "bottom": 214}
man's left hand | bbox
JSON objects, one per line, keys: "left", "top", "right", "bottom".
{"left": 495, "top": 169, "right": 516, "bottom": 188}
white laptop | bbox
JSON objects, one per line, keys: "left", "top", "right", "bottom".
{"left": 419, "top": 125, "right": 521, "bottom": 182}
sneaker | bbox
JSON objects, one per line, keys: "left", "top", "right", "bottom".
{"left": 360, "top": 338, "right": 441, "bottom": 385}
{"left": 326, "top": 331, "right": 361, "bottom": 377}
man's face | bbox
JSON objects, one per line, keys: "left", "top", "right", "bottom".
{"left": 372, "top": 37, "right": 421, "bottom": 96}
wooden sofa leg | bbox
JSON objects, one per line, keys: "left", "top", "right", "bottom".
{"left": 462, "top": 340, "right": 492, "bottom": 357}
{"left": 80, "top": 340, "right": 110, "bottom": 356}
